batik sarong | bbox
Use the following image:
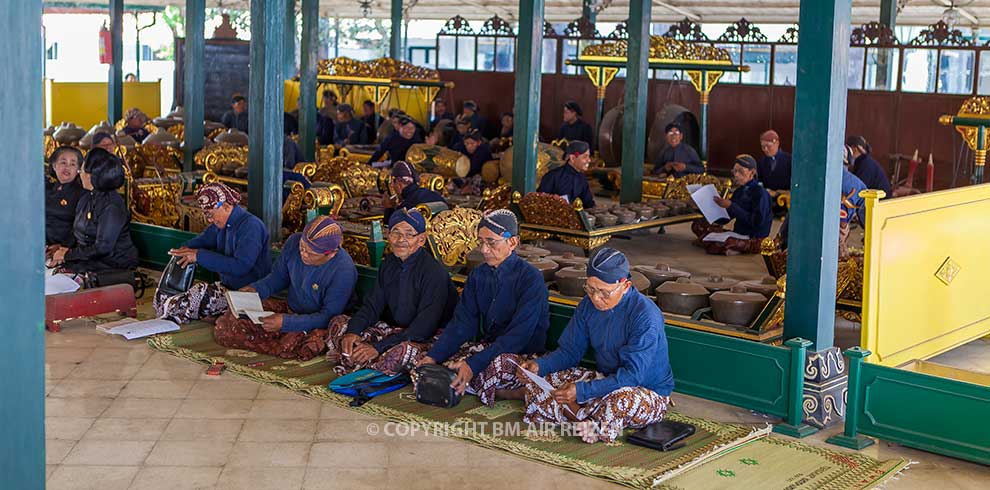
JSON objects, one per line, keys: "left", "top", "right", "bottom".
{"left": 154, "top": 281, "right": 229, "bottom": 324}
{"left": 212, "top": 299, "right": 328, "bottom": 360}
{"left": 324, "top": 314, "right": 429, "bottom": 376}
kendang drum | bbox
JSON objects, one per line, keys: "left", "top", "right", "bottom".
{"left": 498, "top": 143, "right": 564, "bottom": 184}
{"left": 405, "top": 143, "right": 471, "bottom": 178}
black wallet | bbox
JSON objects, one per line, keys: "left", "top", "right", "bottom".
{"left": 414, "top": 364, "right": 462, "bottom": 408}
{"left": 157, "top": 255, "right": 196, "bottom": 297}
{"left": 627, "top": 420, "right": 696, "bottom": 451}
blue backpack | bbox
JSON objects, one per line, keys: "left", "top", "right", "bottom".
{"left": 329, "top": 369, "right": 411, "bottom": 407}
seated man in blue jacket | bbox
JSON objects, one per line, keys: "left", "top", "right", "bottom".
{"left": 333, "top": 104, "right": 369, "bottom": 146}
{"left": 653, "top": 122, "right": 704, "bottom": 177}
{"left": 692, "top": 154, "right": 772, "bottom": 255}
{"left": 155, "top": 183, "right": 271, "bottom": 323}
{"left": 515, "top": 248, "right": 673, "bottom": 444}
{"left": 536, "top": 140, "right": 595, "bottom": 208}
{"left": 383, "top": 161, "right": 447, "bottom": 224}
{"left": 325, "top": 209, "right": 458, "bottom": 375}
{"left": 415, "top": 210, "right": 550, "bottom": 406}
{"left": 213, "top": 216, "right": 358, "bottom": 360}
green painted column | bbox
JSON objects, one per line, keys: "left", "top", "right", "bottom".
{"left": 284, "top": 0, "right": 298, "bottom": 79}
{"left": 876, "top": 0, "right": 897, "bottom": 88}
{"left": 619, "top": 0, "right": 651, "bottom": 203}
{"left": 512, "top": 0, "right": 545, "bottom": 194}
{"left": 0, "top": 1, "right": 45, "bottom": 488}
{"left": 183, "top": 0, "right": 206, "bottom": 172}
{"left": 390, "top": 0, "right": 403, "bottom": 60}
{"left": 826, "top": 347, "right": 876, "bottom": 449}
{"left": 879, "top": 0, "right": 897, "bottom": 28}
{"left": 582, "top": 0, "right": 597, "bottom": 24}
{"left": 784, "top": 0, "right": 852, "bottom": 350}
{"left": 249, "top": 0, "right": 286, "bottom": 241}
{"left": 108, "top": 0, "right": 124, "bottom": 123}
{"left": 299, "top": 0, "right": 319, "bottom": 162}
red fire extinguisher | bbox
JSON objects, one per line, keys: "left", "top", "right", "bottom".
{"left": 98, "top": 23, "right": 112, "bottom": 64}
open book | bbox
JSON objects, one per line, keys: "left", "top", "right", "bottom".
{"left": 225, "top": 290, "right": 273, "bottom": 324}
{"left": 96, "top": 318, "right": 180, "bottom": 340}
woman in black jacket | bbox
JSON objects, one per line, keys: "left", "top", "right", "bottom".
{"left": 49, "top": 148, "right": 138, "bottom": 274}
{"left": 45, "top": 146, "right": 85, "bottom": 247}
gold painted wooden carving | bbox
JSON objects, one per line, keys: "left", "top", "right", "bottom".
{"left": 429, "top": 207, "right": 483, "bottom": 267}
{"left": 318, "top": 57, "right": 440, "bottom": 81}
{"left": 518, "top": 192, "right": 583, "bottom": 231}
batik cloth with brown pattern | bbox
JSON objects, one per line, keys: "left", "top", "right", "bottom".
{"left": 691, "top": 218, "right": 764, "bottom": 255}
{"left": 154, "top": 281, "right": 229, "bottom": 324}
{"left": 324, "top": 314, "right": 430, "bottom": 376}
{"left": 522, "top": 367, "right": 670, "bottom": 443}
{"left": 213, "top": 299, "right": 328, "bottom": 360}
{"left": 410, "top": 342, "right": 536, "bottom": 407}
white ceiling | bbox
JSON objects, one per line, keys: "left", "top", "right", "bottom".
{"left": 50, "top": 1, "right": 990, "bottom": 26}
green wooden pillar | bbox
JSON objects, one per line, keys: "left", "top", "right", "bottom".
{"left": 249, "top": 0, "right": 286, "bottom": 242}
{"left": 299, "top": 0, "right": 319, "bottom": 162}
{"left": 826, "top": 348, "right": 876, "bottom": 449}
{"left": 879, "top": 0, "right": 897, "bottom": 28}
{"left": 390, "top": 0, "right": 403, "bottom": 60}
{"left": 875, "top": 0, "right": 897, "bottom": 89}
{"left": 511, "top": 0, "right": 545, "bottom": 194}
{"left": 582, "top": 0, "right": 597, "bottom": 24}
{"left": 284, "top": 0, "right": 298, "bottom": 79}
{"left": 183, "top": 0, "right": 206, "bottom": 172}
{"left": 1, "top": 1, "right": 45, "bottom": 487}
{"left": 773, "top": 338, "right": 818, "bottom": 438}
{"left": 108, "top": 0, "right": 124, "bottom": 123}
{"left": 784, "top": 0, "right": 851, "bottom": 350}
{"left": 619, "top": 0, "right": 651, "bottom": 204}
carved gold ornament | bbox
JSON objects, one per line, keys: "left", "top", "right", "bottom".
{"left": 318, "top": 57, "right": 440, "bottom": 81}
{"left": 429, "top": 207, "right": 483, "bottom": 267}
{"left": 518, "top": 192, "right": 583, "bottom": 230}
{"left": 581, "top": 36, "right": 732, "bottom": 64}
{"left": 935, "top": 257, "right": 961, "bottom": 286}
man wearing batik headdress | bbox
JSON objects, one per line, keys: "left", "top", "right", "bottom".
{"left": 513, "top": 247, "right": 673, "bottom": 444}
{"left": 155, "top": 183, "right": 271, "bottom": 323}
{"left": 325, "top": 209, "right": 458, "bottom": 375}
{"left": 414, "top": 209, "right": 550, "bottom": 406}
{"left": 213, "top": 216, "right": 358, "bottom": 360}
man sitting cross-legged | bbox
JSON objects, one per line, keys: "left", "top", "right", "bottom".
{"left": 512, "top": 247, "right": 674, "bottom": 444}
{"left": 413, "top": 209, "right": 550, "bottom": 406}
{"left": 212, "top": 216, "right": 357, "bottom": 360}
{"left": 324, "top": 208, "right": 458, "bottom": 375}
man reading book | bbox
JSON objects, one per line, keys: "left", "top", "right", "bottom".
{"left": 213, "top": 216, "right": 357, "bottom": 360}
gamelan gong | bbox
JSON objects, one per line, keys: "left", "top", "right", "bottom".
{"left": 405, "top": 143, "right": 471, "bottom": 178}
{"left": 596, "top": 103, "right": 701, "bottom": 166}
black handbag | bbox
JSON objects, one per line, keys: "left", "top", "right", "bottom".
{"left": 83, "top": 269, "right": 136, "bottom": 290}
{"left": 414, "top": 364, "right": 462, "bottom": 408}
{"left": 627, "top": 420, "right": 696, "bottom": 451}
{"left": 157, "top": 255, "right": 196, "bottom": 297}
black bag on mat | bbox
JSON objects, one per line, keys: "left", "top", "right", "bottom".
{"left": 627, "top": 420, "right": 696, "bottom": 451}
{"left": 414, "top": 364, "right": 462, "bottom": 408}
{"left": 157, "top": 255, "right": 196, "bottom": 298}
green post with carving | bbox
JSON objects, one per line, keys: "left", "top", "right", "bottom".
{"left": 826, "top": 348, "right": 877, "bottom": 449}
{"left": 773, "top": 338, "right": 819, "bottom": 438}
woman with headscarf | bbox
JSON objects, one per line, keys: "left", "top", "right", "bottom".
{"left": 513, "top": 248, "right": 673, "bottom": 444}
{"left": 45, "top": 146, "right": 86, "bottom": 248}
{"left": 691, "top": 154, "right": 772, "bottom": 255}
{"left": 155, "top": 183, "right": 271, "bottom": 323}
{"left": 212, "top": 216, "right": 358, "bottom": 360}
{"left": 845, "top": 135, "right": 892, "bottom": 197}
{"left": 48, "top": 148, "right": 138, "bottom": 276}
{"left": 414, "top": 210, "right": 550, "bottom": 406}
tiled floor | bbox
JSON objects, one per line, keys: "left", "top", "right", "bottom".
{"left": 43, "top": 222, "right": 990, "bottom": 489}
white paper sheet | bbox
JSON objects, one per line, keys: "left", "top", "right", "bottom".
{"left": 106, "top": 319, "right": 180, "bottom": 340}
{"left": 245, "top": 311, "right": 275, "bottom": 324}
{"left": 509, "top": 359, "right": 577, "bottom": 417}
{"left": 45, "top": 274, "right": 81, "bottom": 295}
{"left": 689, "top": 184, "right": 731, "bottom": 224}
{"left": 702, "top": 231, "right": 750, "bottom": 243}
{"left": 226, "top": 291, "right": 264, "bottom": 312}
{"left": 686, "top": 184, "right": 702, "bottom": 194}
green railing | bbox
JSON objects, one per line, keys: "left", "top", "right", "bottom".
{"left": 828, "top": 347, "right": 990, "bottom": 464}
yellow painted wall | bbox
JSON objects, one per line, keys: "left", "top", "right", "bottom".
{"left": 45, "top": 80, "right": 161, "bottom": 129}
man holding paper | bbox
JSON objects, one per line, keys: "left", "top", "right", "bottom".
{"left": 212, "top": 216, "right": 357, "bottom": 360}
{"left": 413, "top": 210, "right": 550, "bottom": 406}
{"left": 691, "top": 154, "right": 772, "bottom": 255}
{"left": 513, "top": 248, "right": 673, "bottom": 444}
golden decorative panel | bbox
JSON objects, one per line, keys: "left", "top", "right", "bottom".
{"left": 581, "top": 36, "right": 732, "bottom": 64}
{"left": 518, "top": 192, "right": 583, "bottom": 231}
{"left": 429, "top": 207, "right": 483, "bottom": 267}
{"left": 317, "top": 57, "right": 440, "bottom": 81}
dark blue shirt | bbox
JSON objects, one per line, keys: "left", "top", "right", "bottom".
{"left": 537, "top": 289, "right": 674, "bottom": 401}
{"left": 427, "top": 252, "right": 550, "bottom": 375}
{"left": 221, "top": 110, "right": 249, "bottom": 133}
{"left": 757, "top": 150, "right": 792, "bottom": 191}
{"left": 463, "top": 142, "right": 493, "bottom": 177}
{"left": 185, "top": 205, "right": 271, "bottom": 290}
{"left": 559, "top": 119, "right": 594, "bottom": 146}
{"left": 537, "top": 163, "right": 595, "bottom": 208}
{"left": 726, "top": 179, "right": 773, "bottom": 238}
{"left": 346, "top": 248, "right": 458, "bottom": 353}
{"left": 841, "top": 167, "right": 867, "bottom": 224}
{"left": 316, "top": 114, "right": 334, "bottom": 145}
{"left": 851, "top": 153, "right": 892, "bottom": 197}
{"left": 653, "top": 144, "right": 704, "bottom": 177}
{"left": 252, "top": 233, "right": 357, "bottom": 333}
{"left": 430, "top": 112, "right": 454, "bottom": 129}
{"left": 383, "top": 183, "right": 448, "bottom": 224}
{"left": 369, "top": 132, "right": 424, "bottom": 164}
{"left": 333, "top": 118, "right": 368, "bottom": 146}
